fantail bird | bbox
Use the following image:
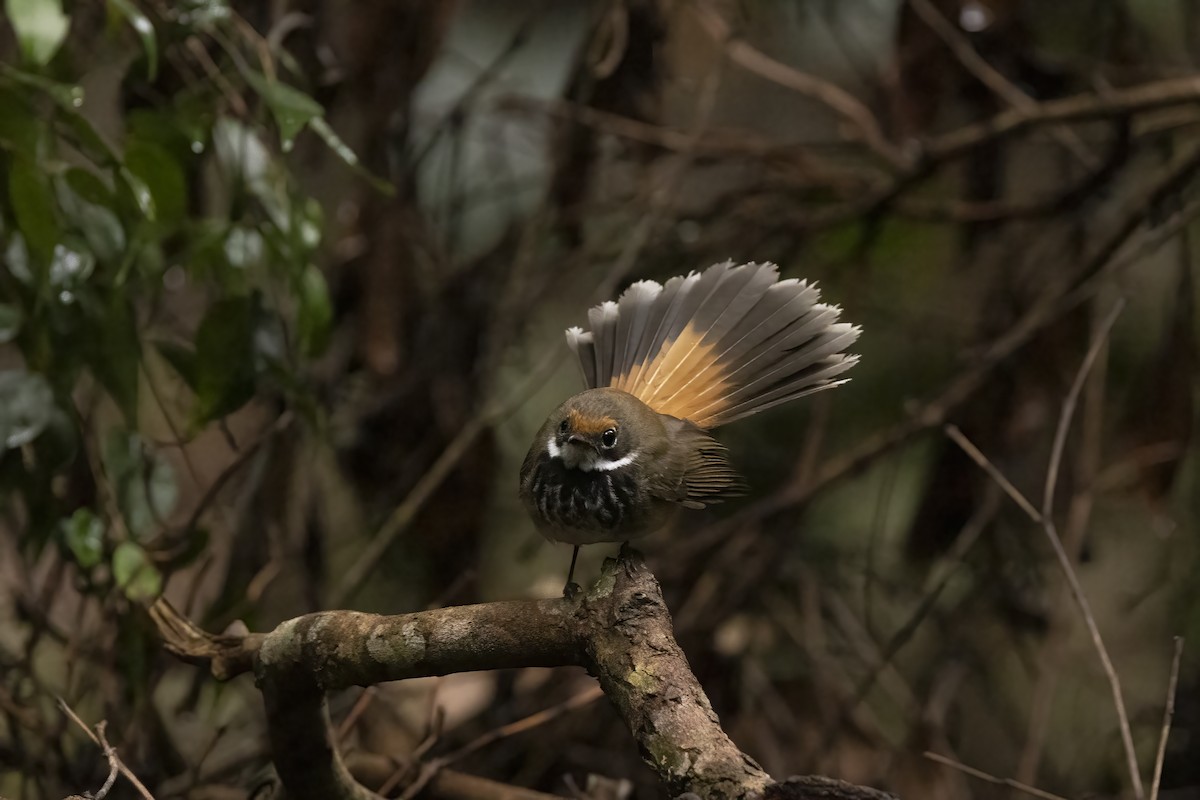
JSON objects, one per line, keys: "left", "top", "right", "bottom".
{"left": 519, "top": 261, "right": 860, "bottom": 589}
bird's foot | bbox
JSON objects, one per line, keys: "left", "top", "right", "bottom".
{"left": 562, "top": 580, "right": 582, "bottom": 600}
{"left": 617, "top": 541, "right": 641, "bottom": 574}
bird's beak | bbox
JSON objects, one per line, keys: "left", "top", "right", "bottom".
{"left": 561, "top": 434, "right": 598, "bottom": 470}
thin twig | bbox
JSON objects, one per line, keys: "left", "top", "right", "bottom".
{"left": 1016, "top": 295, "right": 1113, "bottom": 788}
{"left": 944, "top": 425, "right": 1041, "bottom": 522}
{"left": 392, "top": 686, "right": 604, "bottom": 800}
{"left": 58, "top": 698, "right": 156, "bottom": 800}
{"left": 1043, "top": 299, "right": 1142, "bottom": 800}
{"left": 92, "top": 721, "right": 120, "bottom": 800}
{"left": 948, "top": 298, "right": 1144, "bottom": 800}
{"left": 927, "top": 76, "right": 1200, "bottom": 163}
{"left": 431, "top": 770, "right": 569, "bottom": 800}
{"left": 177, "top": 411, "right": 295, "bottom": 539}
{"left": 330, "top": 368, "right": 544, "bottom": 607}
{"left": 335, "top": 686, "right": 378, "bottom": 742}
{"left": 824, "top": 488, "right": 999, "bottom": 750}
{"left": 382, "top": 709, "right": 444, "bottom": 798}
{"left": 1042, "top": 298, "right": 1127, "bottom": 516}
{"left": 444, "top": 685, "right": 605, "bottom": 765}
{"left": 692, "top": 0, "right": 904, "bottom": 168}
{"left": 1150, "top": 637, "right": 1185, "bottom": 800}
{"left": 924, "top": 752, "right": 1072, "bottom": 800}
{"left": 907, "top": 0, "right": 1095, "bottom": 168}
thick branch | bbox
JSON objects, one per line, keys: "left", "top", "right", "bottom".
{"left": 256, "top": 600, "right": 579, "bottom": 689}
{"left": 581, "top": 555, "right": 771, "bottom": 798}
{"left": 152, "top": 553, "right": 893, "bottom": 800}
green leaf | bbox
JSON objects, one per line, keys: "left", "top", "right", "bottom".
{"left": 61, "top": 508, "right": 104, "bottom": 568}
{"left": 310, "top": 117, "right": 394, "bottom": 195}
{"left": 107, "top": 0, "right": 157, "bottom": 81}
{"left": 0, "top": 369, "right": 55, "bottom": 448}
{"left": 0, "top": 304, "right": 22, "bottom": 343}
{"left": 297, "top": 263, "right": 331, "bottom": 356}
{"left": 130, "top": 455, "right": 175, "bottom": 538}
{"left": 58, "top": 169, "right": 126, "bottom": 261}
{"left": 124, "top": 140, "right": 185, "bottom": 226}
{"left": 82, "top": 295, "right": 140, "bottom": 423}
{"left": 117, "top": 163, "right": 156, "bottom": 221}
{"left": 191, "top": 296, "right": 259, "bottom": 424}
{"left": 102, "top": 430, "right": 177, "bottom": 540}
{"left": 4, "top": 235, "right": 34, "bottom": 285}
{"left": 112, "top": 540, "right": 161, "bottom": 600}
{"left": 127, "top": 103, "right": 209, "bottom": 162}
{"left": 294, "top": 196, "right": 323, "bottom": 255}
{"left": 0, "top": 62, "right": 83, "bottom": 110}
{"left": 5, "top": 0, "right": 70, "bottom": 66}
{"left": 9, "top": 156, "right": 60, "bottom": 267}
{"left": 48, "top": 238, "right": 95, "bottom": 289}
{"left": 62, "top": 166, "right": 113, "bottom": 206}
{"left": 175, "top": 0, "right": 229, "bottom": 31}
{"left": 154, "top": 340, "right": 198, "bottom": 390}
{"left": 245, "top": 70, "right": 323, "bottom": 152}
{"left": 0, "top": 86, "right": 40, "bottom": 153}
{"left": 223, "top": 225, "right": 264, "bottom": 270}
{"left": 211, "top": 116, "right": 270, "bottom": 187}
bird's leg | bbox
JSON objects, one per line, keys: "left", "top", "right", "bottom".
{"left": 618, "top": 540, "right": 635, "bottom": 576}
{"left": 563, "top": 545, "right": 581, "bottom": 597}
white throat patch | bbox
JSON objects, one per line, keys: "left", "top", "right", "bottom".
{"left": 546, "top": 436, "right": 637, "bottom": 472}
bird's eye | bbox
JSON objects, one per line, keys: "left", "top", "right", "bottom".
{"left": 559, "top": 419, "right": 569, "bottom": 434}
{"left": 601, "top": 428, "right": 618, "bottom": 448}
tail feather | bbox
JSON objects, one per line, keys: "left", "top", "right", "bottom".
{"left": 688, "top": 319, "right": 856, "bottom": 417}
{"left": 614, "top": 280, "right": 662, "bottom": 395}
{"left": 566, "top": 261, "right": 860, "bottom": 428}
{"left": 566, "top": 327, "right": 597, "bottom": 389}
{"left": 621, "top": 270, "right": 703, "bottom": 397}
{"left": 651, "top": 265, "right": 780, "bottom": 411}
{"left": 637, "top": 266, "right": 726, "bottom": 395}
{"left": 624, "top": 275, "right": 682, "bottom": 394}
{"left": 721, "top": 314, "right": 855, "bottom": 386}
{"left": 632, "top": 263, "right": 761, "bottom": 403}
{"left": 699, "top": 332, "right": 860, "bottom": 421}
{"left": 708, "top": 279, "right": 821, "bottom": 372}
{"left": 586, "top": 301, "right": 620, "bottom": 388}
{"left": 674, "top": 281, "right": 827, "bottom": 408}
{"left": 701, "top": 359, "right": 858, "bottom": 424}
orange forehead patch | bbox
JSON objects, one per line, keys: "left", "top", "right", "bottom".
{"left": 567, "top": 408, "right": 618, "bottom": 435}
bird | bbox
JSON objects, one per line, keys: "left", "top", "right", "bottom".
{"left": 519, "top": 260, "right": 860, "bottom": 591}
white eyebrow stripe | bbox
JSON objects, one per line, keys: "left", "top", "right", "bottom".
{"left": 588, "top": 451, "right": 638, "bottom": 472}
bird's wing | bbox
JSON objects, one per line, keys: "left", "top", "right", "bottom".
{"left": 646, "top": 418, "right": 747, "bottom": 509}
{"left": 565, "top": 261, "right": 859, "bottom": 429}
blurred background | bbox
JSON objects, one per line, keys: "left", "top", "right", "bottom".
{"left": 1, "top": 0, "right": 1199, "bottom": 798}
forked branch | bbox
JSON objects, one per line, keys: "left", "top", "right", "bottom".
{"left": 151, "top": 550, "right": 895, "bottom": 800}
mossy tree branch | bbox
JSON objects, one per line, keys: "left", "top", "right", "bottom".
{"left": 150, "top": 550, "right": 896, "bottom": 800}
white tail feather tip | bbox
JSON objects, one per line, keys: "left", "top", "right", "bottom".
{"left": 565, "top": 327, "right": 593, "bottom": 350}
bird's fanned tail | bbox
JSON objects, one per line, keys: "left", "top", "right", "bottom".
{"left": 565, "top": 261, "right": 860, "bottom": 429}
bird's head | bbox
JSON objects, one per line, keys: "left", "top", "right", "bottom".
{"left": 545, "top": 388, "right": 665, "bottom": 472}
